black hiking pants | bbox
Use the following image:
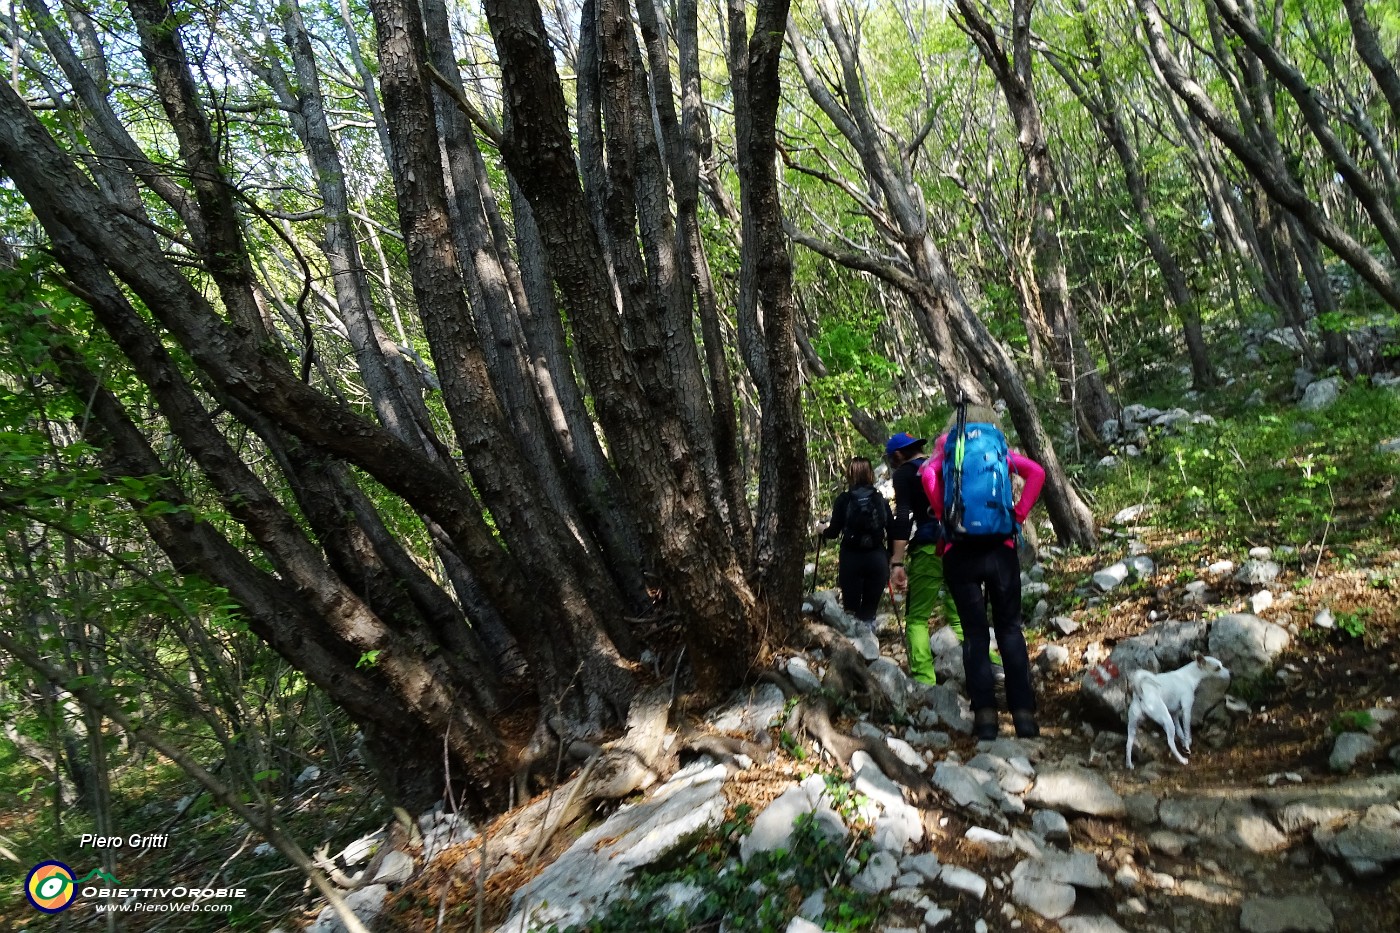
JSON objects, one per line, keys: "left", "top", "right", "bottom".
{"left": 943, "top": 540, "right": 1035, "bottom": 714}
{"left": 837, "top": 545, "right": 888, "bottom": 624}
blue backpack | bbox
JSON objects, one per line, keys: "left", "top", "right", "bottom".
{"left": 942, "top": 401, "right": 1016, "bottom": 541}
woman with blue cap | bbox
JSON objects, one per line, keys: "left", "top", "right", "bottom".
{"left": 884, "top": 431, "right": 961, "bottom": 685}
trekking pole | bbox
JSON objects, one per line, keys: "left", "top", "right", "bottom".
{"left": 810, "top": 534, "right": 824, "bottom": 592}
{"left": 950, "top": 393, "right": 968, "bottom": 536}
{"left": 886, "top": 575, "right": 905, "bottom": 641}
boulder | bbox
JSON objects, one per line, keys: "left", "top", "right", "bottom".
{"left": 937, "top": 864, "right": 987, "bottom": 899}
{"left": 1112, "top": 504, "right": 1149, "bottom": 524}
{"left": 785, "top": 656, "right": 823, "bottom": 694}
{"left": 1127, "top": 555, "right": 1156, "bottom": 579}
{"left": 1208, "top": 613, "right": 1291, "bottom": 679}
{"left": 308, "top": 886, "right": 388, "bottom": 933}
{"left": 1032, "top": 809, "right": 1070, "bottom": 844}
{"left": 931, "top": 762, "right": 1003, "bottom": 825}
{"left": 1329, "top": 733, "right": 1379, "bottom": 773}
{"left": 1092, "top": 561, "right": 1130, "bottom": 592}
{"left": 1313, "top": 803, "right": 1400, "bottom": 876}
{"left": 851, "top": 850, "right": 899, "bottom": 894}
{"left": 1009, "top": 849, "right": 1109, "bottom": 919}
{"left": 710, "top": 683, "right": 787, "bottom": 734}
{"left": 1157, "top": 797, "right": 1287, "bottom": 853}
{"left": 1240, "top": 895, "right": 1335, "bottom": 933}
{"left": 1058, "top": 917, "right": 1130, "bottom": 933}
{"left": 867, "top": 657, "right": 912, "bottom": 713}
{"left": 1037, "top": 644, "right": 1071, "bottom": 672}
{"left": 917, "top": 682, "right": 973, "bottom": 734}
{"left": 742, "top": 777, "right": 847, "bottom": 865}
{"left": 370, "top": 850, "right": 414, "bottom": 885}
{"left": 1080, "top": 621, "right": 1210, "bottom": 720}
{"left": 1299, "top": 377, "right": 1343, "bottom": 411}
{"left": 1235, "top": 559, "right": 1282, "bottom": 586}
{"left": 1025, "top": 769, "right": 1126, "bottom": 818}
{"left": 496, "top": 762, "right": 729, "bottom": 932}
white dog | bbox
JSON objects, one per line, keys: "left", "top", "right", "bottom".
{"left": 1125, "top": 653, "right": 1231, "bottom": 769}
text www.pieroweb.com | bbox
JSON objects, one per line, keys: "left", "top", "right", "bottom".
{"left": 93, "top": 901, "right": 235, "bottom": 913}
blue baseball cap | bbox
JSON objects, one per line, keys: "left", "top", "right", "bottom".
{"left": 884, "top": 432, "right": 926, "bottom": 456}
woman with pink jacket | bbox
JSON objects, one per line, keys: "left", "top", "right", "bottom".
{"left": 920, "top": 405, "right": 1046, "bottom": 740}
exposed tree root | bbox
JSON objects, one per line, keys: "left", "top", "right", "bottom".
{"left": 758, "top": 669, "right": 799, "bottom": 699}
{"left": 822, "top": 644, "right": 890, "bottom": 719}
{"left": 682, "top": 730, "right": 773, "bottom": 773}
{"left": 792, "top": 621, "right": 847, "bottom": 652}
{"left": 798, "top": 696, "right": 940, "bottom": 808}
{"left": 480, "top": 684, "right": 676, "bottom": 881}
{"left": 781, "top": 623, "right": 943, "bottom": 808}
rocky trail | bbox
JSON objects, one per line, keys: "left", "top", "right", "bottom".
{"left": 296, "top": 508, "right": 1400, "bottom": 933}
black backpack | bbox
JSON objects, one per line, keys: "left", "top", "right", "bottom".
{"left": 843, "top": 487, "right": 888, "bottom": 550}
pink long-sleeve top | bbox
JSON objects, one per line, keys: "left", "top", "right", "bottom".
{"left": 918, "top": 432, "right": 1046, "bottom": 552}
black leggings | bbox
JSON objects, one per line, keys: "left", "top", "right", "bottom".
{"left": 837, "top": 546, "right": 889, "bottom": 623}
{"left": 943, "top": 542, "right": 1035, "bottom": 713}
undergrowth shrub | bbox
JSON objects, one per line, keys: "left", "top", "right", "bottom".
{"left": 1329, "top": 710, "right": 1375, "bottom": 735}
{"left": 1092, "top": 382, "right": 1400, "bottom": 553}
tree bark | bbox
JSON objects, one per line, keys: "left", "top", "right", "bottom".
{"left": 481, "top": 0, "right": 759, "bottom": 697}
{"left": 658, "top": 0, "right": 755, "bottom": 555}
{"left": 728, "top": 0, "right": 809, "bottom": 613}
{"left": 368, "top": 0, "right": 637, "bottom": 716}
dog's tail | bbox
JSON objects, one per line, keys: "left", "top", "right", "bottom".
{"left": 1127, "top": 668, "right": 1154, "bottom": 695}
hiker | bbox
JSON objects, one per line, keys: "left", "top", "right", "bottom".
{"left": 820, "top": 456, "right": 892, "bottom": 631}
{"left": 922, "top": 403, "right": 1046, "bottom": 740}
{"left": 884, "top": 432, "right": 961, "bottom": 685}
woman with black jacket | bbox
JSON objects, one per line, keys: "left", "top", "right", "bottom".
{"left": 821, "top": 457, "right": 892, "bottom": 631}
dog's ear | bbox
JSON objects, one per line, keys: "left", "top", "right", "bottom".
{"left": 1193, "top": 651, "right": 1204, "bottom": 664}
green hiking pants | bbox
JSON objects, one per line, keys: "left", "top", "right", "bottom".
{"left": 905, "top": 543, "right": 960, "bottom": 685}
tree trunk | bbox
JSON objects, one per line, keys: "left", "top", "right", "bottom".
{"left": 953, "top": 0, "right": 1118, "bottom": 436}
{"left": 1052, "top": 8, "right": 1216, "bottom": 388}
{"left": 1288, "top": 217, "right": 1352, "bottom": 369}
{"left": 728, "top": 0, "right": 809, "bottom": 613}
{"left": 661, "top": 0, "right": 755, "bottom": 555}
{"left": 1340, "top": 0, "right": 1400, "bottom": 127}
{"left": 50, "top": 341, "right": 475, "bottom": 809}
{"left": 481, "top": 0, "right": 760, "bottom": 697}
{"left": 1213, "top": 0, "right": 1400, "bottom": 265}
{"left": 369, "top": 0, "right": 638, "bottom": 717}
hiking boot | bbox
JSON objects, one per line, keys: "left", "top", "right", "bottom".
{"left": 1012, "top": 709, "right": 1040, "bottom": 739}
{"left": 973, "top": 708, "right": 999, "bottom": 741}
